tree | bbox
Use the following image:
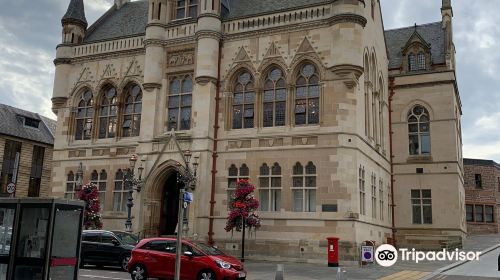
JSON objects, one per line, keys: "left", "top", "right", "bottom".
{"left": 79, "top": 183, "right": 103, "bottom": 230}
{"left": 225, "top": 179, "right": 261, "bottom": 233}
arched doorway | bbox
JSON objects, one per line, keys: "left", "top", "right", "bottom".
{"left": 159, "top": 172, "right": 184, "bottom": 236}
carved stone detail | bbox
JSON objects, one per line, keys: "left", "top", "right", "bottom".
{"left": 76, "top": 67, "right": 93, "bottom": 85}
{"left": 124, "top": 58, "right": 143, "bottom": 77}
{"left": 330, "top": 64, "right": 364, "bottom": 89}
{"left": 167, "top": 50, "right": 195, "bottom": 67}
{"left": 101, "top": 64, "right": 117, "bottom": 79}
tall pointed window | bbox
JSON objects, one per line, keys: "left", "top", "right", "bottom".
{"left": 263, "top": 68, "right": 286, "bottom": 127}
{"left": 259, "top": 163, "right": 282, "bottom": 212}
{"left": 122, "top": 84, "right": 142, "bottom": 137}
{"left": 379, "top": 179, "right": 384, "bottom": 220}
{"left": 408, "top": 53, "right": 417, "bottom": 71}
{"left": 408, "top": 105, "right": 430, "bottom": 155}
{"left": 65, "top": 171, "right": 79, "bottom": 199}
{"left": 99, "top": 87, "right": 118, "bottom": 139}
{"left": 359, "top": 166, "right": 366, "bottom": 215}
{"left": 295, "top": 63, "right": 320, "bottom": 125}
{"left": 168, "top": 76, "right": 192, "bottom": 131}
{"left": 292, "top": 162, "right": 316, "bottom": 212}
{"left": 75, "top": 90, "right": 94, "bottom": 140}
{"left": 371, "top": 173, "right": 377, "bottom": 219}
{"left": 227, "top": 164, "right": 250, "bottom": 208}
{"left": 113, "top": 169, "right": 130, "bottom": 212}
{"left": 90, "top": 170, "right": 107, "bottom": 211}
{"left": 176, "top": 0, "right": 198, "bottom": 19}
{"left": 232, "top": 72, "right": 255, "bottom": 129}
{"left": 417, "top": 52, "right": 426, "bottom": 70}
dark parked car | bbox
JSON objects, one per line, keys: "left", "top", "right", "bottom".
{"left": 128, "top": 237, "right": 246, "bottom": 280}
{"left": 81, "top": 230, "right": 135, "bottom": 271}
{"left": 111, "top": 230, "right": 140, "bottom": 245}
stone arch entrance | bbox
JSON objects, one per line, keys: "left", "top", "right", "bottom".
{"left": 141, "top": 160, "right": 186, "bottom": 237}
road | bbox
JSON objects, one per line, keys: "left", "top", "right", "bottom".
{"left": 79, "top": 267, "right": 130, "bottom": 280}
{"left": 428, "top": 247, "right": 500, "bottom": 279}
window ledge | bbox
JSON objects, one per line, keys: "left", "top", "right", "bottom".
{"left": 406, "top": 155, "right": 433, "bottom": 163}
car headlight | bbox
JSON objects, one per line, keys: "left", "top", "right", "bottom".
{"left": 215, "top": 259, "right": 231, "bottom": 269}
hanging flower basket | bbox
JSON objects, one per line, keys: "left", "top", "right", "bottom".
{"left": 225, "top": 179, "right": 261, "bottom": 233}
{"left": 79, "top": 183, "right": 103, "bottom": 230}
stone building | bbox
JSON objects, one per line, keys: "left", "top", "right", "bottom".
{"left": 463, "top": 158, "right": 500, "bottom": 234}
{"left": 0, "top": 103, "right": 56, "bottom": 198}
{"left": 50, "top": 0, "right": 464, "bottom": 261}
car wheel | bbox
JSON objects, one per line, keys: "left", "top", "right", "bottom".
{"left": 130, "top": 264, "right": 148, "bottom": 280}
{"left": 198, "top": 269, "right": 216, "bottom": 280}
{"left": 121, "top": 254, "right": 130, "bottom": 271}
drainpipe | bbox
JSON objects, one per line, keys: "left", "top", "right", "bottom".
{"left": 388, "top": 77, "right": 397, "bottom": 247}
{"left": 208, "top": 42, "right": 222, "bottom": 245}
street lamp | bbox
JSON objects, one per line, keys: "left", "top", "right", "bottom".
{"left": 124, "top": 154, "right": 144, "bottom": 232}
{"left": 174, "top": 150, "right": 198, "bottom": 280}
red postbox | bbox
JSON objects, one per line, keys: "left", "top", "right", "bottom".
{"left": 326, "top": 237, "right": 339, "bottom": 267}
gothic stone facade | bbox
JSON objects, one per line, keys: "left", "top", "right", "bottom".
{"left": 463, "top": 158, "right": 500, "bottom": 234}
{"left": 51, "top": 0, "right": 464, "bottom": 262}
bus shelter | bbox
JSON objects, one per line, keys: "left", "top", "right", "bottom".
{"left": 0, "top": 198, "right": 84, "bottom": 280}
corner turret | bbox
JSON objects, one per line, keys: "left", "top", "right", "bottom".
{"left": 61, "top": 0, "right": 87, "bottom": 44}
{"left": 441, "top": 0, "right": 455, "bottom": 69}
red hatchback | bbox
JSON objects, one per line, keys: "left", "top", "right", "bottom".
{"left": 128, "top": 237, "right": 246, "bottom": 280}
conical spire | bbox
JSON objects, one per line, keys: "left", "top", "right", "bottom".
{"left": 62, "top": 0, "right": 87, "bottom": 28}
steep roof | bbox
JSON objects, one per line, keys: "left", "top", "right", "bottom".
{"left": 0, "top": 104, "right": 56, "bottom": 145}
{"left": 464, "top": 158, "right": 500, "bottom": 169}
{"left": 227, "top": 0, "right": 328, "bottom": 18}
{"left": 384, "top": 22, "right": 445, "bottom": 69}
{"left": 84, "top": 0, "right": 329, "bottom": 42}
{"left": 84, "top": 1, "right": 148, "bottom": 42}
{"left": 62, "top": 0, "right": 88, "bottom": 27}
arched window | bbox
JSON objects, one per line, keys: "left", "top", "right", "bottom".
{"left": 364, "top": 55, "right": 370, "bottom": 137}
{"left": 408, "top": 53, "right": 417, "bottom": 71}
{"left": 176, "top": 0, "right": 198, "bottom": 19}
{"left": 98, "top": 87, "right": 118, "bottom": 139}
{"left": 408, "top": 105, "right": 430, "bottom": 155}
{"left": 90, "top": 170, "right": 107, "bottom": 211}
{"left": 358, "top": 166, "right": 366, "bottom": 215}
{"left": 295, "top": 63, "right": 320, "bottom": 125}
{"left": 417, "top": 52, "right": 426, "bottom": 70}
{"left": 227, "top": 164, "right": 250, "bottom": 208}
{"left": 65, "top": 171, "right": 79, "bottom": 199}
{"left": 113, "top": 169, "right": 130, "bottom": 212}
{"left": 292, "top": 162, "right": 317, "bottom": 212}
{"left": 259, "top": 163, "right": 282, "bottom": 212}
{"left": 123, "top": 84, "right": 142, "bottom": 137}
{"left": 232, "top": 71, "right": 255, "bottom": 129}
{"left": 168, "top": 76, "right": 192, "bottom": 131}
{"left": 75, "top": 90, "right": 94, "bottom": 140}
{"left": 263, "top": 68, "right": 286, "bottom": 127}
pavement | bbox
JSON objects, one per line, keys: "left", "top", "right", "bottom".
{"left": 78, "top": 234, "right": 500, "bottom": 280}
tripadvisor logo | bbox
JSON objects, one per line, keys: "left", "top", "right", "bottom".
{"left": 375, "top": 244, "right": 481, "bottom": 267}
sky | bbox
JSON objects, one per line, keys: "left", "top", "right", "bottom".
{"left": 0, "top": 0, "right": 498, "bottom": 161}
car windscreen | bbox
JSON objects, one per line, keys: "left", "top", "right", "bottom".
{"left": 192, "top": 242, "right": 225, "bottom": 256}
{"left": 113, "top": 232, "right": 138, "bottom": 245}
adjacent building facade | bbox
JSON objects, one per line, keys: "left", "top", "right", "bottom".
{"left": 0, "top": 104, "right": 56, "bottom": 198}
{"left": 50, "top": 0, "right": 464, "bottom": 262}
{"left": 463, "top": 158, "right": 500, "bottom": 234}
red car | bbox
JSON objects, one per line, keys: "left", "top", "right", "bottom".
{"left": 128, "top": 237, "right": 246, "bottom": 280}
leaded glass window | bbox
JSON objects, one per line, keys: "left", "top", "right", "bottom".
{"left": 75, "top": 90, "right": 94, "bottom": 140}
{"left": 359, "top": 166, "right": 366, "bottom": 215}
{"left": 168, "top": 76, "right": 192, "bottom": 131}
{"left": 122, "top": 84, "right": 142, "bottom": 137}
{"left": 411, "top": 189, "right": 432, "bottom": 224}
{"left": 65, "top": 171, "right": 80, "bottom": 199}
{"left": 176, "top": 0, "right": 198, "bottom": 19}
{"left": 292, "top": 162, "right": 316, "bottom": 212}
{"left": 408, "top": 105, "right": 430, "bottom": 155}
{"left": 263, "top": 68, "right": 286, "bottom": 127}
{"left": 408, "top": 53, "right": 417, "bottom": 71}
{"left": 295, "top": 64, "right": 320, "bottom": 125}
{"left": 227, "top": 164, "right": 249, "bottom": 208}
{"left": 113, "top": 169, "right": 131, "bottom": 212}
{"left": 99, "top": 87, "right": 118, "bottom": 139}
{"left": 259, "top": 163, "right": 282, "bottom": 212}
{"left": 90, "top": 170, "right": 107, "bottom": 211}
{"left": 232, "top": 72, "right": 255, "bottom": 129}
{"left": 417, "top": 52, "right": 426, "bottom": 70}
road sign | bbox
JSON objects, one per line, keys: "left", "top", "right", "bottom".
{"left": 6, "top": 183, "right": 16, "bottom": 194}
{"left": 361, "top": 245, "right": 374, "bottom": 262}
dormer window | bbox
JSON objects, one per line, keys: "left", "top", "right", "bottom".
{"left": 24, "top": 117, "right": 40, "bottom": 129}
{"left": 176, "top": 0, "right": 198, "bottom": 19}
{"left": 408, "top": 52, "right": 427, "bottom": 72}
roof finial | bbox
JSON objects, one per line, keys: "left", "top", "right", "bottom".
{"left": 62, "top": 0, "right": 87, "bottom": 28}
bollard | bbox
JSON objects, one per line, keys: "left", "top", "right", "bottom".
{"left": 275, "top": 264, "right": 284, "bottom": 280}
{"left": 335, "top": 267, "right": 347, "bottom": 280}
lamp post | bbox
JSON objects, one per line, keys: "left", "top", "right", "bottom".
{"left": 76, "top": 162, "right": 84, "bottom": 192}
{"left": 174, "top": 150, "right": 198, "bottom": 280}
{"left": 124, "top": 154, "right": 145, "bottom": 232}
